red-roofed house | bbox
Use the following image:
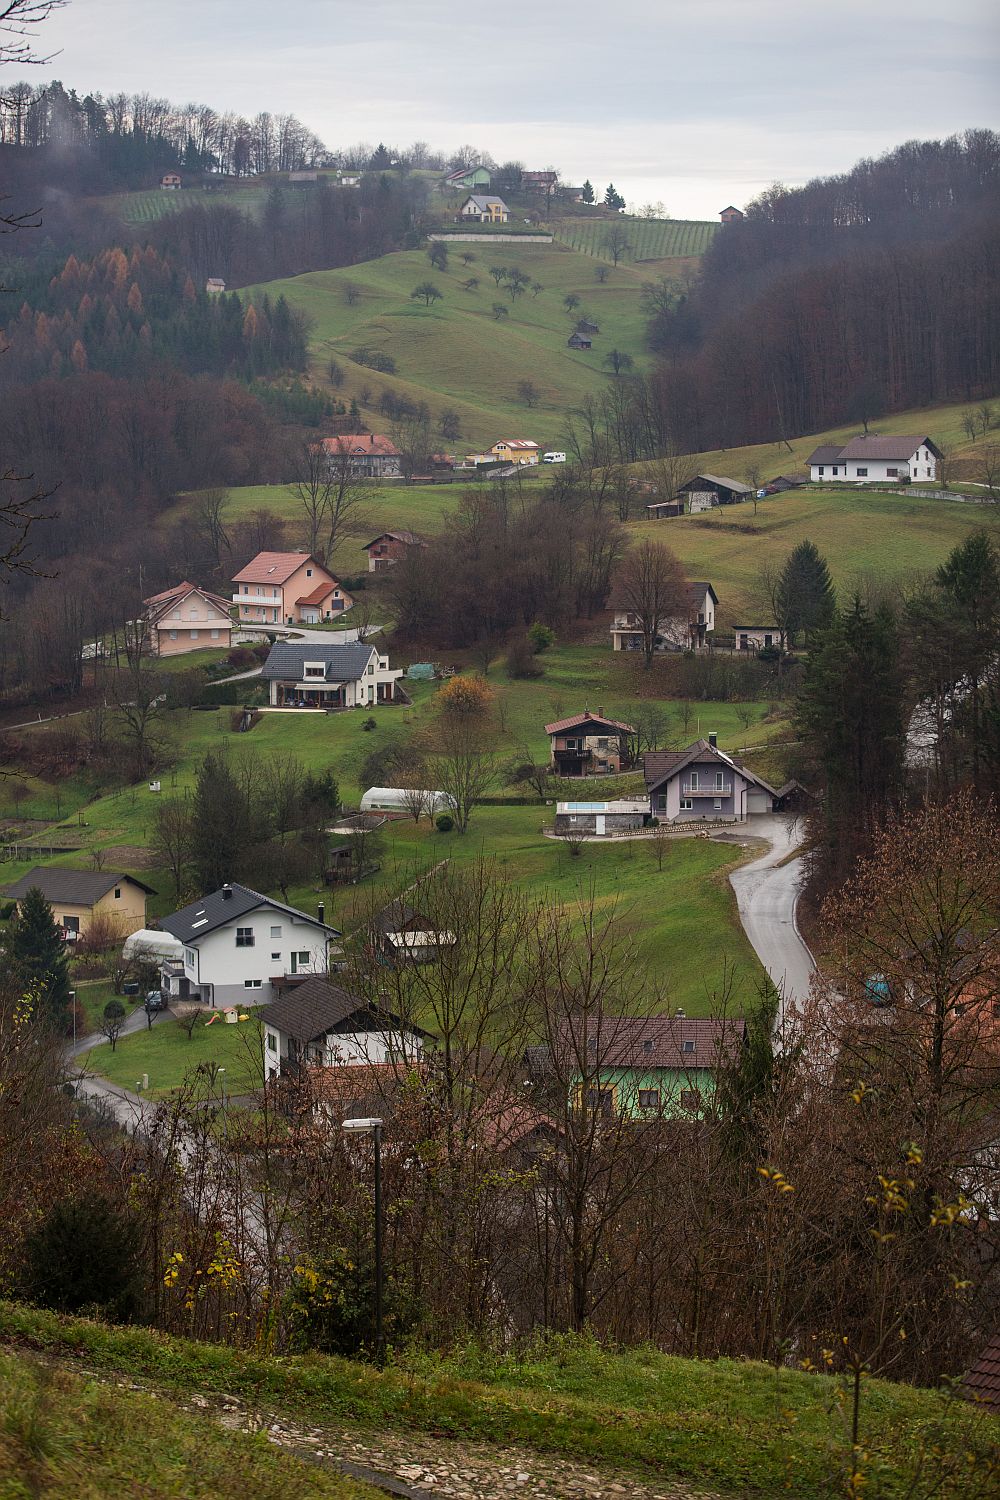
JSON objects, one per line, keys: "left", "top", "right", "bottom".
{"left": 320, "top": 433, "right": 402, "bottom": 478}
{"left": 143, "top": 582, "right": 233, "bottom": 656}
{"left": 719, "top": 205, "right": 743, "bottom": 223}
{"left": 232, "top": 552, "right": 348, "bottom": 626}
{"left": 544, "top": 711, "right": 636, "bottom": 777}
{"left": 362, "top": 530, "right": 425, "bottom": 573}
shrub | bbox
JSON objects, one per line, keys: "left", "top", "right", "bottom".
{"left": 226, "top": 646, "right": 257, "bottom": 670}
{"left": 360, "top": 716, "right": 377, "bottom": 732}
{"left": 506, "top": 634, "right": 543, "bottom": 679}
{"left": 350, "top": 347, "right": 397, "bottom": 375}
{"left": 528, "top": 622, "right": 555, "bottom": 653}
{"left": 435, "top": 812, "right": 454, "bottom": 833}
{"left": 22, "top": 1192, "right": 141, "bottom": 1317}
{"left": 437, "top": 674, "right": 494, "bottom": 721}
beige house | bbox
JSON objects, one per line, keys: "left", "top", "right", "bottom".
{"left": 144, "top": 582, "right": 233, "bottom": 656}
{"left": 544, "top": 711, "right": 636, "bottom": 777}
{"left": 467, "top": 439, "right": 540, "bottom": 467}
{"left": 232, "top": 552, "right": 347, "bottom": 627}
{"left": 5, "top": 867, "right": 155, "bottom": 941}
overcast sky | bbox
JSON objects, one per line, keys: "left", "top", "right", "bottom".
{"left": 30, "top": 0, "right": 1000, "bottom": 217}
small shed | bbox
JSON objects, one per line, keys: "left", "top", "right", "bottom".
{"left": 646, "top": 500, "right": 684, "bottom": 519}
{"left": 577, "top": 319, "right": 600, "bottom": 335}
{"left": 205, "top": 277, "right": 226, "bottom": 294}
{"left": 160, "top": 172, "right": 182, "bottom": 190}
{"left": 568, "top": 331, "right": 592, "bottom": 350}
{"left": 678, "top": 474, "right": 751, "bottom": 507}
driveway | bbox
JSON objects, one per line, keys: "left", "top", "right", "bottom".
{"left": 725, "top": 816, "right": 814, "bottom": 1026}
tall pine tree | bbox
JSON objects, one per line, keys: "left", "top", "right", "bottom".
{"left": 5, "top": 887, "right": 72, "bottom": 1022}
{"left": 776, "top": 539, "right": 835, "bottom": 645}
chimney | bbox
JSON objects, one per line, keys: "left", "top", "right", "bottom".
{"left": 597, "top": 705, "right": 604, "bottom": 718}
{"left": 675, "top": 1009, "right": 685, "bottom": 1018}
{"left": 317, "top": 900, "right": 325, "bottom": 925}
{"left": 370, "top": 433, "right": 375, "bottom": 446}
{"left": 708, "top": 731, "right": 718, "bottom": 749}
{"left": 221, "top": 883, "right": 233, "bottom": 900}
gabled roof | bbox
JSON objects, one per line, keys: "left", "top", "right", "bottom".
{"left": 362, "top": 530, "right": 423, "bottom": 549}
{"left": 232, "top": 551, "right": 321, "bottom": 586}
{"left": 5, "top": 866, "right": 156, "bottom": 903}
{"left": 296, "top": 579, "right": 345, "bottom": 607}
{"left": 687, "top": 581, "right": 719, "bottom": 607}
{"left": 545, "top": 1014, "right": 747, "bottom": 1072}
{"left": 492, "top": 439, "right": 539, "bottom": 450}
{"left": 806, "top": 445, "right": 844, "bottom": 465}
{"left": 677, "top": 474, "right": 751, "bottom": 495}
{"left": 258, "top": 975, "right": 426, "bottom": 1045}
{"left": 144, "top": 581, "right": 232, "bottom": 623}
{"left": 643, "top": 739, "right": 778, "bottom": 797}
{"left": 545, "top": 712, "right": 636, "bottom": 736}
{"left": 839, "top": 433, "right": 940, "bottom": 461}
{"left": 261, "top": 640, "right": 377, "bottom": 683}
{"left": 463, "top": 194, "right": 508, "bottom": 211}
{"left": 320, "top": 434, "right": 400, "bottom": 458}
{"left": 159, "top": 883, "right": 340, "bottom": 946}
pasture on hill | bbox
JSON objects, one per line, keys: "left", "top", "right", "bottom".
{"left": 240, "top": 243, "right": 660, "bottom": 449}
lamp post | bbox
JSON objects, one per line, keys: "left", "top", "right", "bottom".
{"left": 342, "top": 1116, "right": 384, "bottom": 1365}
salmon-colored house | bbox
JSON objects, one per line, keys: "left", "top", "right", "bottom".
{"left": 232, "top": 552, "right": 353, "bottom": 626}
{"left": 144, "top": 582, "right": 233, "bottom": 656}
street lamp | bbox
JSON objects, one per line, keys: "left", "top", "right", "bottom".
{"left": 342, "top": 1116, "right": 384, "bottom": 1364}
{"left": 217, "top": 1067, "right": 226, "bottom": 1106}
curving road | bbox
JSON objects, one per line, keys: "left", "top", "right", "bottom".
{"left": 726, "top": 816, "right": 815, "bottom": 1027}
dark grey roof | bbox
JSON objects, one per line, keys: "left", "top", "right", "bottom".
{"left": 375, "top": 900, "right": 428, "bottom": 937}
{"left": 259, "top": 974, "right": 429, "bottom": 1044}
{"left": 806, "top": 444, "right": 845, "bottom": 465}
{"left": 4, "top": 866, "right": 156, "bottom": 903}
{"left": 159, "top": 883, "right": 340, "bottom": 945}
{"left": 261, "top": 641, "right": 375, "bottom": 683}
{"left": 643, "top": 739, "right": 778, "bottom": 797}
{"left": 677, "top": 474, "right": 751, "bottom": 495}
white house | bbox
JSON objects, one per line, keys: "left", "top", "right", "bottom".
{"left": 258, "top": 974, "right": 427, "bottom": 1081}
{"left": 459, "top": 194, "right": 510, "bottom": 223}
{"left": 611, "top": 583, "right": 717, "bottom": 653}
{"left": 260, "top": 641, "right": 403, "bottom": 709}
{"left": 807, "top": 434, "right": 942, "bottom": 484}
{"left": 734, "top": 625, "right": 781, "bottom": 652}
{"left": 158, "top": 883, "right": 341, "bottom": 1009}
{"left": 644, "top": 735, "right": 779, "bottom": 823}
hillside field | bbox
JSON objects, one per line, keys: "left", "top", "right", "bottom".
{"left": 241, "top": 243, "right": 662, "bottom": 449}
{"left": 552, "top": 216, "right": 717, "bottom": 260}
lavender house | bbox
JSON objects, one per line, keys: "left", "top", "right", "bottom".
{"left": 643, "top": 735, "right": 778, "bottom": 823}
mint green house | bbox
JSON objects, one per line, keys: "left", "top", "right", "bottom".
{"left": 541, "top": 1015, "right": 746, "bottom": 1121}
{"left": 444, "top": 164, "right": 492, "bottom": 192}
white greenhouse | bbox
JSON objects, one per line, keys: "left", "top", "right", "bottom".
{"left": 359, "top": 787, "right": 457, "bottom": 815}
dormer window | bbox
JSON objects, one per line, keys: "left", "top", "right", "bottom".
{"left": 303, "top": 662, "right": 326, "bottom": 679}
{"left": 682, "top": 1039, "right": 695, "bottom": 1054}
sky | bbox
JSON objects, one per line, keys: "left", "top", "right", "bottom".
{"left": 25, "top": 0, "right": 1000, "bottom": 218}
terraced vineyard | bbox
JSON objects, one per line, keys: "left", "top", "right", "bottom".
{"left": 111, "top": 185, "right": 272, "bottom": 223}
{"left": 553, "top": 216, "right": 717, "bottom": 261}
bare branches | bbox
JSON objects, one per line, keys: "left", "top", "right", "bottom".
{"left": 0, "top": 466, "right": 56, "bottom": 609}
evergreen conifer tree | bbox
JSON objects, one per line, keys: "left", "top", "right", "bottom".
{"left": 581, "top": 179, "right": 595, "bottom": 204}
{"left": 191, "top": 751, "right": 249, "bottom": 890}
{"left": 5, "top": 887, "right": 72, "bottom": 1021}
{"left": 776, "top": 539, "right": 835, "bottom": 645}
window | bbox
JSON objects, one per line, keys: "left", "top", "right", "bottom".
{"left": 243, "top": 978, "right": 262, "bottom": 989}
{"left": 656, "top": 793, "right": 667, "bottom": 812}
{"left": 642, "top": 1038, "right": 654, "bottom": 1054}
{"left": 306, "top": 568, "right": 313, "bottom": 577}
{"left": 818, "top": 465, "right": 825, "bottom": 475}
{"left": 211, "top": 629, "right": 220, "bottom": 640}
{"left": 368, "top": 664, "right": 374, "bottom": 675}
{"left": 266, "top": 1033, "right": 277, "bottom": 1052}
{"left": 242, "top": 585, "right": 249, "bottom": 594}
{"left": 715, "top": 771, "right": 724, "bottom": 789}
{"left": 638, "top": 1089, "right": 660, "bottom": 1111}
{"left": 235, "top": 927, "right": 254, "bottom": 947}
{"left": 190, "top": 630, "right": 198, "bottom": 639}
{"left": 764, "top": 634, "right": 773, "bottom": 647}
{"left": 713, "top": 798, "right": 722, "bottom": 810}
{"left": 303, "top": 663, "right": 325, "bottom": 679}
{"left": 856, "top": 467, "right": 868, "bottom": 477}
{"left": 270, "top": 926, "right": 282, "bottom": 938}
{"left": 271, "top": 952, "right": 280, "bottom": 961}
{"left": 832, "top": 466, "right": 839, "bottom": 476}
{"left": 690, "top": 771, "right": 699, "bottom": 790}
{"left": 185, "top": 948, "right": 196, "bottom": 968}
{"left": 682, "top": 1039, "right": 695, "bottom": 1054}
{"left": 680, "top": 798, "right": 693, "bottom": 811}
{"left": 886, "top": 467, "right": 898, "bottom": 478}
{"left": 169, "top": 630, "right": 177, "bottom": 640}
{"left": 679, "top": 1089, "right": 699, "bottom": 1110}
{"left": 114, "top": 887, "right": 121, "bottom": 899}
{"left": 585, "top": 1088, "right": 614, "bottom": 1116}
{"left": 597, "top": 737, "right": 609, "bottom": 750}
{"left": 62, "top": 915, "right": 80, "bottom": 933}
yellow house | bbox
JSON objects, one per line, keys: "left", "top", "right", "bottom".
{"left": 5, "top": 867, "right": 155, "bottom": 942}
{"left": 459, "top": 194, "right": 509, "bottom": 223}
{"left": 490, "top": 439, "right": 539, "bottom": 465}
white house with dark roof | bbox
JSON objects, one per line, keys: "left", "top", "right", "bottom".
{"left": 261, "top": 640, "right": 402, "bottom": 709}
{"left": 258, "top": 975, "right": 428, "bottom": 1081}
{"left": 611, "top": 582, "right": 717, "bottom": 653}
{"left": 644, "top": 734, "right": 778, "bottom": 823}
{"left": 158, "top": 883, "right": 341, "bottom": 1008}
{"left": 807, "top": 434, "right": 942, "bottom": 484}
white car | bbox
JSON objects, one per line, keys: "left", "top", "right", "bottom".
{"left": 542, "top": 451, "right": 567, "bottom": 464}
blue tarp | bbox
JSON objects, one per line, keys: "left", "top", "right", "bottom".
{"left": 407, "top": 662, "right": 436, "bottom": 680}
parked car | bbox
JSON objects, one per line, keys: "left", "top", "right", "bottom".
{"left": 144, "top": 990, "right": 168, "bottom": 1011}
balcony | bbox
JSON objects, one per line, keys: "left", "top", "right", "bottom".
{"left": 233, "top": 592, "right": 280, "bottom": 607}
{"left": 682, "top": 781, "right": 732, "bottom": 797}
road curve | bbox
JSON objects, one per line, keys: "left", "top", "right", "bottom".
{"left": 726, "top": 816, "right": 815, "bottom": 1026}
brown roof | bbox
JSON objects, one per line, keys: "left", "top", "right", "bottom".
{"left": 320, "top": 434, "right": 400, "bottom": 458}
{"left": 296, "top": 579, "right": 344, "bottom": 607}
{"left": 964, "top": 1334, "right": 1000, "bottom": 1412}
{"left": 144, "top": 581, "right": 232, "bottom": 622}
{"left": 362, "top": 530, "right": 423, "bottom": 549}
{"left": 838, "top": 433, "right": 939, "bottom": 461}
{"left": 232, "top": 551, "right": 317, "bottom": 585}
{"left": 545, "top": 712, "right": 636, "bottom": 736}
{"left": 806, "top": 445, "right": 844, "bottom": 465}
{"left": 547, "top": 1014, "right": 746, "bottom": 1071}
{"left": 677, "top": 474, "right": 751, "bottom": 495}
{"left": 643, "top": 738, "right": 778, "bottom": 797}
{"left": 258, "top": 974, "right": 426, "bottom": 1045}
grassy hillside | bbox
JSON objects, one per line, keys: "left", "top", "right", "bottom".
{"left": 1, "top": 1305, "right": 993, "bottom": 1499}
{"left": 241, "top": 243, "right": 660, "bottom": 449}
{"left": 552, "top": 216, "right": 717, "bottom": 260}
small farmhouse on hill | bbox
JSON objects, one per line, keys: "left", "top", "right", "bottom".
{"left": 677, "top": 474, "right": 752, "bottom": 508}
{"left": 806, "top": 434, "right": 941, "bottom": 484}
{"left": 362, "top": 529, "right": 424, "bottom": 572}
{"left": 459, "top": 194, "right": 509, "bottom": 223}
{"left": 205, "top": 277, "right": 226, "bottom": 294}
{"left": 719, "top": 205, "right": 743, "bottom": 222}
{"left": 568, "top": 331, "right": 593, "bottom": 350}
{"left": 160, "top": 172, "right": 182, "bottom": 189}
{"left": 444, "top": 164, "right": 492, "bottom": 191}
{"left": 545, "top": 711, "right": 636, "bottom": 777}
{"left": 644, "top": 734, "right": 778, "bottom": 823}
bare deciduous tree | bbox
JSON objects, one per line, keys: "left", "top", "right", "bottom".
{"left": 613, "top": 539, "right": 688, "bottom": 667}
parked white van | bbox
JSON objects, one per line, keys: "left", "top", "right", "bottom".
{"left": 542, "top": 451, "right": 567, "bottom": 464}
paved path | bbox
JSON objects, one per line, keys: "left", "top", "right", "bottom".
{"left": 726, "top": 816, "right": 814, "bottom": 1027}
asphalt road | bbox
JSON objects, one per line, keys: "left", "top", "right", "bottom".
{"left": 727, "top": 816, "right": 815, "bottom": 1027}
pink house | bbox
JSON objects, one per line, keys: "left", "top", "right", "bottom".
{"left": 231, "top": 552, "right": 352, "bottom": 626}
{"left": 144, "top": 582, "right": 233, "bottom": 656}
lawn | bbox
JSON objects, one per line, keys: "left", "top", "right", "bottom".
{"left": 82, "top": 1009, "right": 264, "bottom": 1100}
{"left": 3, "top": 1305, "right": 993, "bottom": 1500}
{"left": 240, "top": 242, "right": 658, "bottom": 450}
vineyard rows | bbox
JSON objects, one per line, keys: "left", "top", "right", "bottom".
{"left": 115, "top": 188, "right": 271, "bottom": 224}
{"left": 552, "top": 217, "right": 717, "bottom": 261}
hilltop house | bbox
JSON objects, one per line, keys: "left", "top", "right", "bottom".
{"left": 261, "top": 640, "right": 403, "bottom": 708}
{"left": 160, "top": 172, "right": 182, "bottom": 189}
{"left": 158, "top": 883, "right": 340, "bottom": 1009}
{"left": 259, "top": 975, "right": 427, "bottom": 1082}
{"left": 205, "top": 277, "right": 226, "bottom": 294}
{"left": 444, "top": 164, "right": 492, "bottom": 192}
{"left": 807, "top": 434, "right": 941, "bottom": 484}
{"left": 143, "top": 581, "right": 233, "bottom": 656}
{"left": 232, "top": 552, "right": 346, "bottom": 627}
{"left": 459, "top": 194, "right": 509, "bottom": 224}
{"left": 544, "top": 711, "right": 636, "bottom": 777}
{"left": 320, "top": 433, "right": 402, "bottom": 479}
{"left": 644, "top": 734, "right": 778, "bottom": 823}
{"left": 467, "top": 440, "right": 540, "bottom": 467}
{"left": 362, "top": 529, "right": 424, "bottom": 572}
{"left": 610, "top": 582, "right": 717, "bottom": 653}
{"left": 521, "top": 170, "right": 558, "bottom": 196}
{"left": 719, "top": 205, "right": 743, "bottom": 222}
{"left": 531, "top": 1014, "right": 747, "bottom": 1120}
{"left": 4, "top": 867, "right": 154, "bottom": 942}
